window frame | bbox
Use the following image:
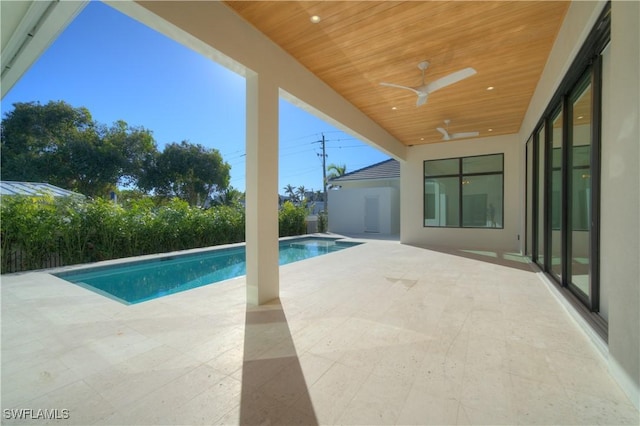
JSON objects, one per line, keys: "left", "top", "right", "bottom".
{"left": 423, "top": 153, "right": 504, "bottom": 229}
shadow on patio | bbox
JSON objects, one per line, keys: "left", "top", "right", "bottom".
{"left": 240, "top": 300, "right": 318, "bottom": 425}
{"left": 407, "top": 243, "right": 536, "bottom": 272}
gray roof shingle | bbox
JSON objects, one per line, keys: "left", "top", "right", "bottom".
{"left": 329, "top": 158, "right": 399, "bottom": 182}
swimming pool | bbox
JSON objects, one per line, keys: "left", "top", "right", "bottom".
{"left": 54, "top": 237, "right": 360, "bottom": 304}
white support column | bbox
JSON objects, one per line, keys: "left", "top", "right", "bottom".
{"left": 245, "top": 70, "right": 279, "bottom": 305}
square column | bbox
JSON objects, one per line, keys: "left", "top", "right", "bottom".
{"left": 245, "top": 71, "right": 279, "bottom": 305}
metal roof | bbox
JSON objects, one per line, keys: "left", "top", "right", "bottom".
{"left": 329, "top": 159, "right": 399, "bottom": 183}
{"left": 0, "top": 181, "right": 83, "bottom": 198}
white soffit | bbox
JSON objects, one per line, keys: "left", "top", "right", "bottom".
{"left": 1, "top": 0, "right": 88, "bottom": 99}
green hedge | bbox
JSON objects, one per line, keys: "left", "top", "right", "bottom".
{"left": 1, "top": 196, "right": 309, "bottom": 273}
{"left": 278, "top": 201, "right": 307, "bottom": 237}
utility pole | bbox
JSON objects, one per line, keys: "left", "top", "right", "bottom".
{"left": 315, "top": 133, "right": 328, "bottom": 214}
{"left": 321, "top": 133, "right": 327, "bottom": 213}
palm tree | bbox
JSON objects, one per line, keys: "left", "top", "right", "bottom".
{"left": 222, "top": 187, "right": 244, "bottom": 207}
{"left": 210, "top": 186, "right": 244, "bottom": 207}
{"left": 326, "top": 163, "right": 347, "bottom": 189}
{"left": 296, "top": 185, "right": 307, "bottom": 203}
{"left": 283, "top": 184, "right": 298, "bottom": 203}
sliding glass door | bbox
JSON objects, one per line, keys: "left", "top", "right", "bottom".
{"left": 524, "top": 3, "right": 607, "bottom": 336}
{"left": 526, "top": 136, "right": 533, "bottom": 257}
{"left": 568, "top": 73, "right": 594, "bottom": 305}
{"left": 549, "top": 108, "right": 564, "bottom": 282}
{"left": 527, "top": 81, "right": 600, "bottom": 312}
{"left": 535, "top": 125, "right": 546, "bottom": 268}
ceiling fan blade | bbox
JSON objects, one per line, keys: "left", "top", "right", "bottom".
{"left": 425, "top": 67, "right": 477, "bottom": 94}
{"left": 416, "top": 93, "right": 428, "bottom": 106}
{"left": 380, "top": 82, "right": 420, "bottom": 95}
{"left": 436, "top": 127, "right": 450, "bottom": 140}
{"left": 451, "top": 131, "right": 480, "bottom": 139}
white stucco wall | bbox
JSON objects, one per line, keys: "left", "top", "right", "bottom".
{"left": 400, "top": 134, "right": 520, "bottom": 252}
{"left": 337, "top": 179, "right": 400, "bottom": 191}
{"left": 329, "top": 186, "right": 399, "bottom": 235}
{"left": 601, "top": 0, "right": 640, "bottom": 408}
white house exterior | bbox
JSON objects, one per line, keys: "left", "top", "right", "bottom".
{"left": 327, "top": 159, "right": 399, "bottom": 236}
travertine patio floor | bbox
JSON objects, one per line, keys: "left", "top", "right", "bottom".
{"left": 1, "top": 238, "right": 638, "bottom": 425}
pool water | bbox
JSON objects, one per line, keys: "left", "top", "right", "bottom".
{"left": 54, "top": 238, "right": 360, "bottom": 304}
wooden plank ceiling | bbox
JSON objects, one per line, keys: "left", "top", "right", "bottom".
{"left": 225, "top": 1, "right": 569, "bottom": 146}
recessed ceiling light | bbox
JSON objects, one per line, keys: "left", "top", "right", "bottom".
{"left": 488, "top": 128, "right": 493, "bottom": 132}
{"left": 420, "top": 137, "right": 424, "bottom": 141}
{"left": 391, "top": 106, "right": 397, "bottom": 110}
{"left": 487, "top": 86, "right": 495, "bottom": 91}
{"left": 578, "top": 115, "right": 584, "bottom": 119}
{"left": 310, "top": 15, "right": 321, "bottom": 23}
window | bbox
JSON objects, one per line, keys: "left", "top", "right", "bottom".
{"left": 424, "top": 153, "right": 503, "bottom": 228}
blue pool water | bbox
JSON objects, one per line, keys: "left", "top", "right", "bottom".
{"left": 54, "top": 238, "right": 360, "bottom": 304}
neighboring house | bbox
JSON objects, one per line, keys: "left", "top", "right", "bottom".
{"left": 327, "top": 159, "right": 399, "bottom": 236}
{"left": 278, "top": 194, "right": 324, "bottom": 215}
{"left": 0, "top": 181, "right": 83, "bottom": 199}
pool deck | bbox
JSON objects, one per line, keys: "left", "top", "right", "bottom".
{"left": 1, "top": 238, "right": 638, "bottom": 425}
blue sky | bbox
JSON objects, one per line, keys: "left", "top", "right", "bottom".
{"left": 1, "top": 1, "right": 390, "bottom": 194}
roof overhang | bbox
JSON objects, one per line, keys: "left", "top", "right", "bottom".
{"left": 1, "top": 0, "right": 87, "bottom": 99}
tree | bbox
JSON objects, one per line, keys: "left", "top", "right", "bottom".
{"left": 1, "top": 101, "right": 94, "bottom": 186}
{"left": 102, "top": 120, "right": 157, "bottom": 188}
{"left": 142, "top": 141, "right": 231, "bottom": 206}
{"left": 296, "top": 185, "right": 307, "bottom": 203}
{"left": 283, "top": 184, "right": 298, "bottom": 203}
{"left": 326, "top": 163, "right": 347, "bottom": 189}
{"left": 1, "top": 101, "right": 158, "bottom": 197}
{"left": 210, "top": 186, "right": 244, "bottom": 208}
{"left": 58, "top": 121, "right": 156, "bottom": 196}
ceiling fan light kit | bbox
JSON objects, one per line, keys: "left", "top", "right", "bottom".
{"left": 380, "top": 61, "right": 477, "bottom": 107}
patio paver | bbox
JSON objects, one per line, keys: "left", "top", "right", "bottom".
{"left": 1, "top": 239, "right": 637, "bottom": 425}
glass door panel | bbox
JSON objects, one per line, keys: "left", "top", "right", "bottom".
{"left": 536, "top": 126, "right": 546, "bottom": 267}
{"left": 526, "top": 137, "right": 533, "bottom": 257}
{"left": 570, "top": 79, "right": 593, "bottom": 301}
{"left": 550, "top": 109, "right": 563, "bottom": 281}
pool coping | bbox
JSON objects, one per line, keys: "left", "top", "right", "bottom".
{"left": 42, "top": 234, "right": 361, "bottom": 305}
{"left": 18, "top": 233, "right": 352, "bottom": 277}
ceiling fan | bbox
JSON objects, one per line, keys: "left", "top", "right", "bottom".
{"left": 437, "top": 119, "right": 479, "bottom": 141}
{"left": 380, "top": 61, "right": 476, "bottom": 107}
